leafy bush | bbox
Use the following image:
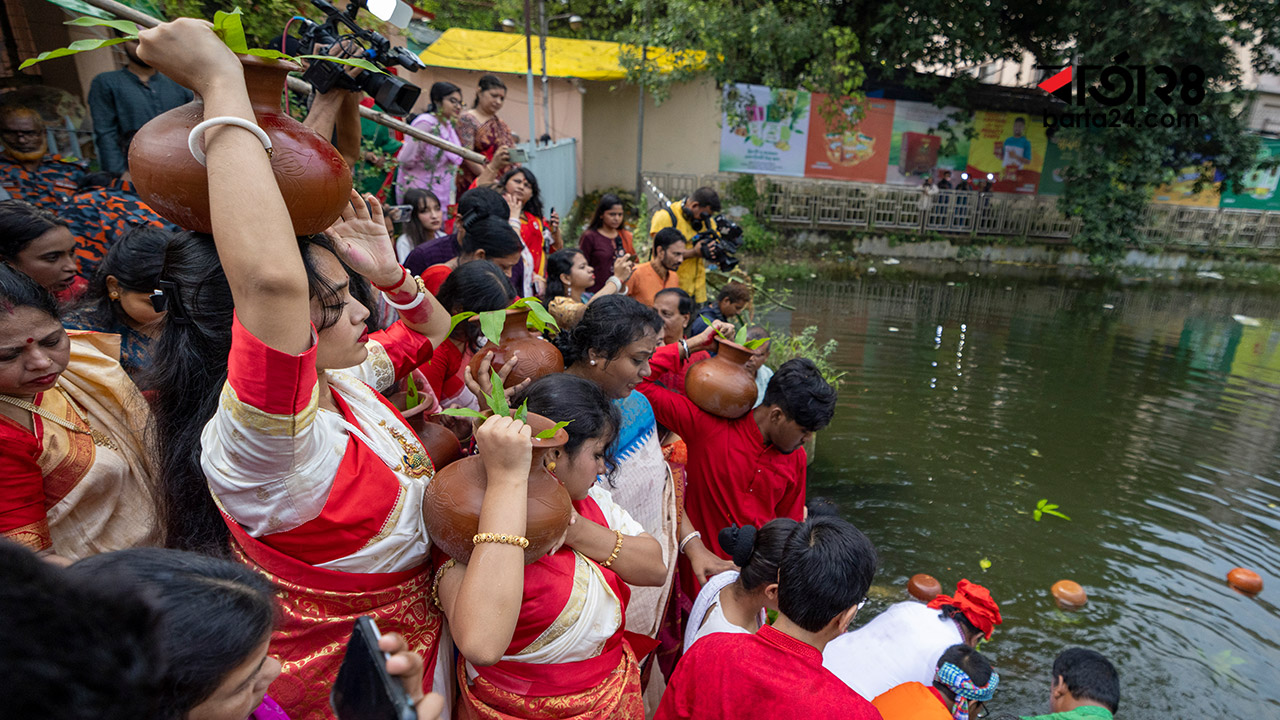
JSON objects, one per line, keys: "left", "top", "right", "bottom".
{"left": 764, "top": 325, "right": 844, "bottom": 390}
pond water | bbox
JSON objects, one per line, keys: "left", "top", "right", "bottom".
{"left": 777, "top": 276, "right": 1280, "bottom": 718}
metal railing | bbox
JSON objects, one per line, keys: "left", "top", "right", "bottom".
{"left": 641, "top": 172, "right": 1280, "bottom": 251}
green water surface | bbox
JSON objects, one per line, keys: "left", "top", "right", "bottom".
{"left": 777, "top": 277, "right": 1280, "bottom": 718}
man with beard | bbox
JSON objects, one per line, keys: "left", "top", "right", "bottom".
{"left": 625, "top": 227, "right": 685, "bottom": 306}
{"left": 87, "top": 39, "right": 192, "bottom": 175}
{"left": 0, "top": 107, "right": 86, "bottom": 207}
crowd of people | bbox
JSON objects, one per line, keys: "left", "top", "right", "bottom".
{"left": 1, "top": 18, "right": 1123, "bottom": 720}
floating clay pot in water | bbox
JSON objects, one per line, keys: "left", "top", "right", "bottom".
{"left": 1227, "top": 567, "right": 1263, "bottom": 596}
{"left": 1051, "top": 579, "right": 1088, "bottom": 610}
{"left": 421, "top": 412, "right": 571, "bottom": 564}
{"left": 128, "top": 55, "right": 352, "bottom": 235}
{"left": 907, "top": 574, "right": 943, "bottom": 602}
{"left": 467, "top": 308, "right": 564, "bottom": 389}
{"left": 685, "top": 337, "right": 758, "bottom": 419}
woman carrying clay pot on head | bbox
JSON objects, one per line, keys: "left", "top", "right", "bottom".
{"left": 136, "top": 19, "right": 534, "bottom": 718}
{"left": 437, "top": 373, "right": 666, "bottom": 719}
{"left": 456, "top": 74, "right": 516, "bottom": 200}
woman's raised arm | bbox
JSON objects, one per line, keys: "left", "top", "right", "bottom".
{"left": 136, "top": 20, "right": 311, "bottom": 355}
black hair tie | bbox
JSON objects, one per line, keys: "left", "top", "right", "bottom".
{"left": 151, "top": 279, "right": 191, "bottom": 325}
{"left": 718, "top": 524, "right": 758, "bottom": 568}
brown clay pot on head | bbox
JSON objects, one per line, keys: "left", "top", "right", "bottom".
{"left": 1227, "top": 567, "right": 1263, "bottom": 596}
{"left": 467, "top": 308, "right": 564, "bottom": 389}
{"left": 128, "top": 55, "right": 353, "bottom": 235}
{"left": 685, "top": 337, "right": 759, "bottom": 419}
{"left": 1051, "top": 579, "right": 1088, "bottom": 610}
{"left": 907, "top": 574, "right": 943, "bottom": 602}
{"left": 421, "top": 412, "right": 571, "bottom": 564}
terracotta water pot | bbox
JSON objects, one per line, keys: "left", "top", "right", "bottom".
{"left": 467, "top": 308, "right": 564, "bottom": 389}
{"left": 685, "top": 337, "right": 758, "bottom": 419}
{"left": 907, "top": 574, "right": 942, "bottom": 602}
{"left": 1227, "top": 567, "right": 1263, "bottom": 596}
{"left": 1051, "top": 579, "right": 1088, "bottom": 610}
{"left": 128, "top": 55, "right": 352, "bottom": 235}
{"left": 421, "top": 412, "right": 571, "bottom": 564}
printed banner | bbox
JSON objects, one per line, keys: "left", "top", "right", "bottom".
{"left": 1219, "top": 138, "right": 1280, "bottom": 211}
{"left": 803, "top": 96, "right": 895, "bottom": 183}
{"left": 965, "top": 110, "right": 1048, "bottom": 194}
{"left": 1151, "top": 165, "right": 1221, "bottom": 207}
{"left": 885, "top": 101, "right": 971, "bottom": 186}
{"left": 718, "top": 84, "right": 812, "bottom": 177}
{"left": 1037, "top": 130, "right": 1074, "bottom": 195}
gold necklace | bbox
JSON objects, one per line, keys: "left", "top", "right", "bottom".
{"left": 0, "top": 391, "right": 118, "bottom": 450}
{"left": 377, "top": 419, "right": 432, "bottom": 479}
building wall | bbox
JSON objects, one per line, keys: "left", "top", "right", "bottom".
{"left": 580, "top": 76, "right": 721, "bottom": 193}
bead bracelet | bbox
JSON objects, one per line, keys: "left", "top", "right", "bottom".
{"left": 473, "top": 532, "right": 530, "bottom": 549}
{"left": 601, "top": 529, "right": 624, "bottom": 567}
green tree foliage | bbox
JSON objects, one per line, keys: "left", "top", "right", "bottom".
{"left": 162, "top": 0, "right": 312, "bottom": 47}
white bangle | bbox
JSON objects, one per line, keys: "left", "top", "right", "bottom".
{"left": 607, "top": 276, "right": 623, "bottom": 291}
{"left": 679, "top": 530, "right": 701, "bottom": 554}
{"left": 188, "top": 116, "right": 273, "bottom": 166}
{"left": 384, "top": 290, "right": 426, "bottom": 311}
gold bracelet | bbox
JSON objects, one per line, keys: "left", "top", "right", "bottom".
{"left": 473, "top": 532, "right": 530, "bottom": 549}
{"left": 601, "top": 529, "right": 624, "bottom": 567}
{"left": 430, "top": 558, "right": 458, "bottom": 612}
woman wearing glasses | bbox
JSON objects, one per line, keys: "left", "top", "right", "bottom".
{"left": 396, "top": 81, "right": 466, "bottom": 208}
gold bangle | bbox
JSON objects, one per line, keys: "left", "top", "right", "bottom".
{"left": 473, "top": 532, "right": 530, "bottom": 549}
{"left": 601, "top": 529, "right": 624, "bottom": 568}
{"left": 430, "top": 558, "right": 458, "bottom": 612}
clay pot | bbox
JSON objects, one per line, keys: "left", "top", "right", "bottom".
{"left": 907, "top": 574, "right": 942, "bottom": 602}
{"left": 1227, "top": 567, "right": 1263, "bottom": 596}
{"left": 1051, "top": 579, "right": 1088, "bottom": 610}
{"left": 128, "top": 55, "right": 352, "bottom": 235}
{"left": 685, "top": 338, "right": 759, "bottom": 419}
{"left": 421, "top": 412, "right": 571, "bottom": 564}
{"left": 467, "top": 308, "right": 564, "bottom": 389}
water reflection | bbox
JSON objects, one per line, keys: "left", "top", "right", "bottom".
{"left": 782, "top": 278, "right": 1280, "bottom": 718}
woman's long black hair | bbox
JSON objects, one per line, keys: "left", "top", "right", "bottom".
{"left": 0, "top": 260, "right": 59, "bottom": 319}
{"left": 69, "top": 548, "right": 276, "bottom": 720}
{"left": 400, "top": 188, "right": 440, "bottom": 250}
{"left": 541, "top": 248, "right": 581, "bottom": 306}
{"left": 554, "top": 294, "right": 661, "bottom": 369}
{"left": 72, "top": 226, "right": 170, "bottom": 331}
{"left": 146, "top": 231, "right": 346, "bottom": 556}
{"left": 0, "top": 198, "right": 68, "bottom": 260}
{"left": 500, "top": 166, "right": 544, "bottom": 219}
{"left": 426, "top": 81, "right": 461, "bottom": 114}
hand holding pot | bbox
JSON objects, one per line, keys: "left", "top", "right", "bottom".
{"left": 463, "top": 350, "right": 530, "bottom": 406}
{"left": 136, "top": 19, "right": 242, "bottom": 96}
{"left": 474, "top": 414, "right": 532, "bottom": 489}
{"left": 689, "top": 319, "right": 737, "bottom": 353}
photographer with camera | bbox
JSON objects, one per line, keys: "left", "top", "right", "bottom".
{"left": 648, "top": 187, "right": 744, "bottom": 305}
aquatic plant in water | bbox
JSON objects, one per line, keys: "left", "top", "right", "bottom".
{"left": 1033, "top": 499, "right": 1071, "bottom": 522}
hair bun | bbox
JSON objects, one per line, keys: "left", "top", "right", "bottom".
{"left": 718, "top": 525, "right": 758, "bottom": 568}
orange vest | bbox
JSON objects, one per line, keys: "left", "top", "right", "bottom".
{"left": 873, "top": 682, "right": 954, "bottom": 720}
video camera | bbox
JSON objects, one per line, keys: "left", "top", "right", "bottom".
{"left": 295, "top": 0, "right": 426, "bottom": 116}
{"left": 695, "top": 216, "right": 744, "bottom": 272}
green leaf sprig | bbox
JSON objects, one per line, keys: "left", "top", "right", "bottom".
{"left": 1032, "top": 498, "right": 1071, "bottom": 522}
{"left": 469, "top": 297, "right": 561, "bottom": 347}
{"left": 438, "top": 369, "right": 571, "bottom": 440}
{"left": 21, "top": 10, "right": 384, "bottom": 75}
{"left": 404, "top": 373, "right": 421, "bottom": 410}
{"left": 712, "top": 321, "right": 771, "bottom": 351}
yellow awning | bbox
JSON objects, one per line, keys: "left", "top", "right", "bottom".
{"left": 417, "top": 27, "right": 704, "bottom": 81}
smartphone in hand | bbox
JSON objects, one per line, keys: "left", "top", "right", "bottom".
{"left": 330, "top": 616, "right": 416, "bottom": 720}
{"left": 386, "top": 205, "right": 414, "bottom": 223}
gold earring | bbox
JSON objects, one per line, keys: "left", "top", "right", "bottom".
{"left": 547, "top": 460, "right": 557, "bottom": 472}
{"left": 109, "top": 292, "right": 119, "bottom": 299}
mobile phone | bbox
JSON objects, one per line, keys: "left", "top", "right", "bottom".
{"left": 330, "top": 616, "right": 417, "bottom": 720}
{"left": 386, "top": 205, "right": 413, "bottom": 223}
{"left": 507, "top": 146, "right": 531, "bottom": 163}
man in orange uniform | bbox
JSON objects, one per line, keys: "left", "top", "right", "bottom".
{"left": 873, "top": 644, "right": 999, "bottom": 720}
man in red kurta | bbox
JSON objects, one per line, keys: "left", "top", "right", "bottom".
{"left": 656, "top": 516, "right": 881, "bottom": 720}
{"left": 640, "top": 344, "right": 837, "bottom": 561}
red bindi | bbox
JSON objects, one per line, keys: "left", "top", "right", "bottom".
{"left": 26, "top": 338, "right": 34, "bottom": 344}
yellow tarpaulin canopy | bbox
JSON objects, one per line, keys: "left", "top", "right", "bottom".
{"left": 417, "top": 27, "right": 704, "bottom": 81}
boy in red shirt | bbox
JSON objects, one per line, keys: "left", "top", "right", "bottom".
{"left": 640, "top": 325, "right": 837, "bottom": 585}
{"left": 656, "top": 515, "right": 883, "bottom": 720}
